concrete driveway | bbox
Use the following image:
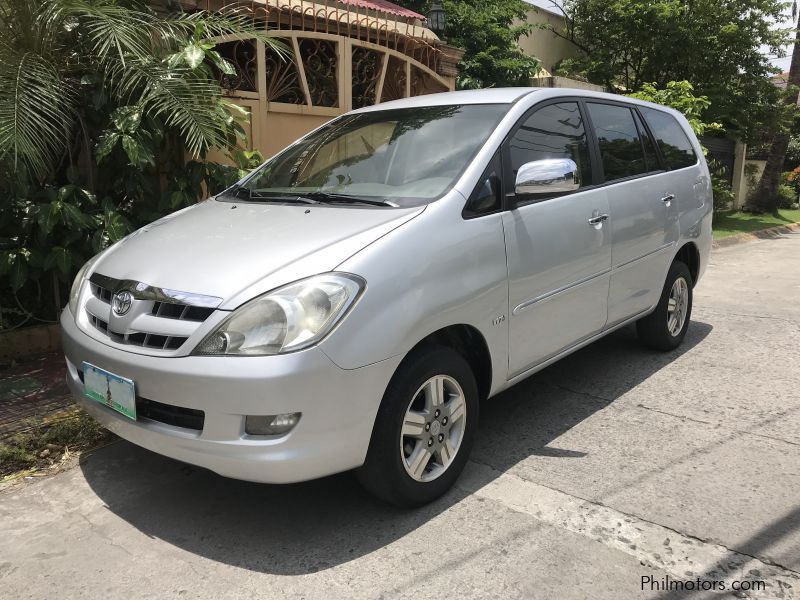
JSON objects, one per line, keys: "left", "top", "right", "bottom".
{"left": 2, "top": 233, "right": 799, "bottom": 599}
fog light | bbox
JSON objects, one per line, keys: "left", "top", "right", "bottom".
{"left": 245, "top": 412, "right": 301, "bottom": 436}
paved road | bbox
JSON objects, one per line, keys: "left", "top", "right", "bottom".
{"left": 2, "top": 233, "right": 800, "bottom": 599}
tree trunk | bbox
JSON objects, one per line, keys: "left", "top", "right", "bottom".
{"left": 748, "top": 23, "right": 800, "bottom": 213}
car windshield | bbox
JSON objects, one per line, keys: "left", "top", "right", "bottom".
{"left": 236, "top": 104, "right": 507, "bottom": 208}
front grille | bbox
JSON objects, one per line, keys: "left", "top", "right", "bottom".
{"left": 111, "top": 330, "right": 188, "bottom": 350}
{"left": 89, "top": 314, "right": 109, "bottom": 334}
{"left": 77, "top": 370, "right": 205, "bottom": 431}
{"left": 85, "top": 275, "right": 219, "bottom": 353}
{"left": 91, "top": 283, "right": 113, "bottom": 303}
{"left": 151, "top": 301, "right": 214, "bottom": 322}
{"left": 89, "top": 313, "right": 188, "bottom": 351}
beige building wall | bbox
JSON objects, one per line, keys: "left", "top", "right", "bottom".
{"left": 517, "top": 8, "right": 579, "bottom": 77}
{"left": 259, "top": 112, "right": 333, "bottom": 158}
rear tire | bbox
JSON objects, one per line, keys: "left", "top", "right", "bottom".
{"left": 636, "top": 260, "right": 693, "bottom": 351}
{"left": 357, "top": 345, "right": 479, "bottom": 507}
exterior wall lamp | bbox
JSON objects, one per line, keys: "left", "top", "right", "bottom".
{"left": 427, "top": 3, "right": 447, "bottom": 37}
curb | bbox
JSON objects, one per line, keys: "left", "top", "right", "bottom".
{"left": 712, "top": 221, "right": 800, "bottom": 249}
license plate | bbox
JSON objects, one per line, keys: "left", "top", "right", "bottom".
{"left": 82, "top": 362, "right": 136, "bottom": 420}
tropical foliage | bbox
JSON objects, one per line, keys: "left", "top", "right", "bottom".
{"left": 746, "top": 20, "right": 800, "bottom": 214}
{"left": 0, "top": 0, "right": 276, "bottom": 330}
{"left": 785, "top": 135, "right": 800, "bottom": 171}
{"left": 627, "top": 81, "right": 722, "bottom": 138}
{"left": 397, "top": 0, "right": 540, "bottom": 89}
{"left": 548, "top": 0, "right": 790, "bottom": 141}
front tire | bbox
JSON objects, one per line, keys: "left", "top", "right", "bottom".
{"left": 357, "top": 345, "right": 479, "bottom": 507}
{"left": 636, "top": 260, "right": 693, "bottom": 351}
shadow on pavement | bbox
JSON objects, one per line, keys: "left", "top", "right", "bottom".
{"left": 81, "top": 321, "right": 712, "bottom": 575}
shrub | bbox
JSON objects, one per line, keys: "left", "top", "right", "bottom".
{"left": 712, "top": 176, "right": 736, "bottom": 211}
{"left": 0, "top": 1, "right": 278, "bottom": 331}
{"left": 777, "top": 184, "right": 797, "bottom": 209}
{"left": 786, "top": 136, "right": 800, "bottom": 171}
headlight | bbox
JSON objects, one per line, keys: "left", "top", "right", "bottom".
{"left": 68, "top": 253, "right": 102, "bottom": 316}
{"left": 194, "top": 273, "right": 365, "bottom": 356}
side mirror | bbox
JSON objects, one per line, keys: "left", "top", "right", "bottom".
{"left": 514, "top": 158, "right": 580, "bottom": 200}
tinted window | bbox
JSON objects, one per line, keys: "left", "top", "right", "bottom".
{"left": 633, "top": 110, "right": 660, "bottom": 171}
{"left": 640, "top": 107, "right": 698, "bottom": 170}
{"left": 508, "top": 102, "right": 593, "bottom": 192}
{"left": 587, "top": 103, "right": 647, "bottom": 182}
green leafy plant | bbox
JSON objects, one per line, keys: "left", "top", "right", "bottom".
{"left": 785, "top": 136, "right": 800, "bottom": 171}
{"left": 628, "top": 81, "right": 722, "bottom": 138}
{"left": 397, "top": 0, "right": 540, "bottom": 89}
{"left": 776, "top": 183, "right": 797, "bottom": 209}
{"left": 0, "top": 0, "right": 280, "bottom": 330}
{"left": 780, "top": 169, "right": 800, "bottom": 208}
{"left": 711, "top": 174, "right": 736, "bottom": 212}
{"left": 549, "top": 0, "right": 789, "bottom": 142}
{"left": 166, "top": 149, "right": 265, "bottom": 212}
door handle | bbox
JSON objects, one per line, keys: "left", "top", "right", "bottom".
{"left": 588, "top": 214, "right": 609, "bottom": 226}
{"left": 662, "top": 193, "right": 675, "bottom": 206}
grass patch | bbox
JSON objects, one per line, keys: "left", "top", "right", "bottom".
{"left": 713, "top": 209, "right": 800, "bottom": 239}
{"left": 0, "top": 409, "right": 114, "bottom": 478}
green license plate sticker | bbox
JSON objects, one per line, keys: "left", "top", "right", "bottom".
{"left": 82, "top": 362, "right": 136, "bottom": 420}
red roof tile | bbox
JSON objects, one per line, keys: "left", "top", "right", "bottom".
{"left": 338, "top": 0, "right": 424, "bottom": 20}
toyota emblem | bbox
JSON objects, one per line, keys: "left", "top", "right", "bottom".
{"left": 112, "top": 290, "right": 133, "bottom": 316}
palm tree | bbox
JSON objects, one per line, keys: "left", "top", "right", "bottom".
{"left": 0, "top": 0, "right": 280, "bottom": 184}
{"left": 0, "top": 0, "right": 284, "bottom": 327}
{"left": 748, "top": 1, "right": 800, "bottom": 213}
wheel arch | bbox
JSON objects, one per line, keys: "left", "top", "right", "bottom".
{"left": 674, "top": 241, "right": 700, "bottom": 287}
{"left": 405, "top": 324, "right": 493, "bottom": 401}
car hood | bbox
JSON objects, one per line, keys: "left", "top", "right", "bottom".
{"left": 93, "top": 199, "right": 424, "bottom": 308}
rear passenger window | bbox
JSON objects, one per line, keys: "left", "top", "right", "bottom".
{"left": 508, "top": 102, "right": 593, "bottom": 191}
{"left": 640, "top": 107, "right": 698, "bottom": 170}
{"left": 633, "top": 110, "right": 660, "bottom": 172}
{"left": 586, "top": 103, "right": 647, "bottom": 182}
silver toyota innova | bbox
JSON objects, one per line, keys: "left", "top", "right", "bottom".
{"left": 61, "top": 88, "right": 712, "bottom": 506}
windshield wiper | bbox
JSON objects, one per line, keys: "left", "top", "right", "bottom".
{"left": 226, "top": 184, "right": 251, "bottom": 200}
{"left": 303, "top": 191, "right": 398, "bottom": 207}
{"left": 243, "top": 189, "right": 320, "bottom": 205}
{"left": 226, "top": 187, "right": 395, "bottom": 207}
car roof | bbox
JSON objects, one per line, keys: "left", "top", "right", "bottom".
{"left": 351, "top": 87, "right": 684, "bottom": 120}
{"left": 352, "top": 88, "right": 537, "bottom": 112}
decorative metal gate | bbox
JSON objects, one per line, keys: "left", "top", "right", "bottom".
{"left": 212, "top": 32, "right": 454, "bottom": 157}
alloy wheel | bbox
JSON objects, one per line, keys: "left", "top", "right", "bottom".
{"left": 400, "top": 375, "right": 467, "bottom": 482}
{"left": 667, "top": 276, "right": 689, "bottom": 336}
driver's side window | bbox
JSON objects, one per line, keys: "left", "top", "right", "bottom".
{"left": 507, "top": 102, "right": 593, "bottom": 197}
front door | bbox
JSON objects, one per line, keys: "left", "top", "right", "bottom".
{"left": 502, "top": 101, "right": 612, "bottom": 378}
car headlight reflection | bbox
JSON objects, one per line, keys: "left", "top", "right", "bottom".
{"left": 194, "top": 273, "right": 364, "bottom": 356}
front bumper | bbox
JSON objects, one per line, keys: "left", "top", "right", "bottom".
{"left": 61, "top": 309, "right": 401, "bottom": 483}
